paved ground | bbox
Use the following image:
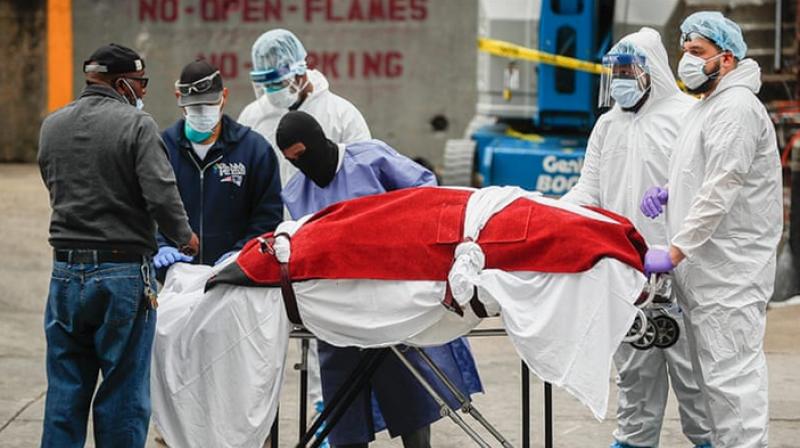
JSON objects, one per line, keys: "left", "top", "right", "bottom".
{"left": 1, "top": 163, "right": 798, "bottom": 447}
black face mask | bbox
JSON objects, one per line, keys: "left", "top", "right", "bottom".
{"left": 276, "top": 110, "right": 339, "bottom": 188}
{"left": 290, "top": 139, "right": 338, "bottom": 188}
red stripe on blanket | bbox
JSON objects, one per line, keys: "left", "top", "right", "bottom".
{"left": 237, "top": 187, "right": 647, "bottom": 285}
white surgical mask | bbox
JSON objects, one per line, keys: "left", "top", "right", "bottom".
{"left": 266, "top": 84, "right": 300, "bottom": 109}
{"left": 135, "top": 98, "right": 144, "bottom": 110}
{"left": 184, "top": 104, "right": 221, "bottom": 132}
{"left": 265, "top": 78, "right": 308, "bottom": 110}
{"left": 610, "top": 78, "right": 647, "bottom": 109}
{"left": 678, "top": 52, "right": 723, "bottom": 90}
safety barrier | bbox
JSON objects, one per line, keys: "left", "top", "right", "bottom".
{"left": 477, "top": 37, "right": 607, "bottom": 75}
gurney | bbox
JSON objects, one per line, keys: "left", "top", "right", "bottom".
{"left": 281, "top": 327, "right": 559, "bottom": 448}
{"left": 151, "top": 186, "right": 653, "bottom": 447}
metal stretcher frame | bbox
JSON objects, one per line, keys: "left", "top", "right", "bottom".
{"left": 270, "top": 329, "right": 555, "bottom": 448}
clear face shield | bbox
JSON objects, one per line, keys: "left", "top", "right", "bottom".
{"left": 598, "top": 53, "right": 649, "bottom": 108}
{"left": 250, "top": 65, "right": 308, "bottom": 111}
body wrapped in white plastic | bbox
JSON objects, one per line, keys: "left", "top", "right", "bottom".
{"left": 151, "top": 186, "right": 648, "bottom": 448}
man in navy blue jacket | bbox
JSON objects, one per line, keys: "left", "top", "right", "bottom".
{"left": 156, "top": 59, "right": 282, "bottom": 269}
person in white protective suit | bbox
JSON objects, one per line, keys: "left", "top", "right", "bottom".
{"left": 237, "top": 29, "right": 370, "bottom": 433}
{"left": 641, "top": 11, "right": 782, "bottom": 448}
{"left": 238, "top": 28, "right": 370, "bottom": 187}
{"left": 562, "top": 28, "right": 712, "bottom": 448}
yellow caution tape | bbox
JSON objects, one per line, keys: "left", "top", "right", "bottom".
{"left": 478, "top": 37, "right": 608, "bottom": 75}
{"left": 505, "top": 128, "right": 545, "bottom": 143}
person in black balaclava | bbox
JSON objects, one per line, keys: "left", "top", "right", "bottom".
{"left": 274, "top": 110, "right": 484, "bottom": 448}
{"left": 276, "top": 110, "right": 340, "bottom": 188}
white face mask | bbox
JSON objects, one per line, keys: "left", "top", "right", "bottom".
{"left": 678, "top": 52, "right": 723, "bottom": 90}
{"left": 265, "top": 78, "right": 307, "bottom": 109}
{"left": 135, "top": 98, "right": 144, "bottom": 110}
{"left": 184, "top": 104, "right": 222, "bottom": 132}
{"left": 266, "top": 84, "right": 299, "bottom": 109}
{"left": 610, "top": 78, "right": 648, "bottom": 109}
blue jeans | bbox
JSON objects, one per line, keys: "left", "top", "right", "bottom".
{"left": 41, "top": 259, "right": 156, "bottom": 448}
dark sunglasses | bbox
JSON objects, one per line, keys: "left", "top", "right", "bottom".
{"left": 175, "top": 71, "right": 220, "bottom": 96}
{"left": 124, "top": 76, "right": 149, "bottom": 88}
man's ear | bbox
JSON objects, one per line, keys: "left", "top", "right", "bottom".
{"left": 221, "top": 87, "right": 229, "bottom": 108}
{"left": 115, "top": 78, "right": 133, "bottom": 103}
{"left": 722, "top": 52, "right": 737, "bottom": 68}
{"left": 174, "top": 90, "right": 181, "bottom": 100}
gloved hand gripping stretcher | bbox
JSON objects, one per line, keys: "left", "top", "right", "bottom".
{"left": 151, "top": 186, "right": 659, "bottom": 447}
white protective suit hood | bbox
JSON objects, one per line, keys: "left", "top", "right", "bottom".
{"left": 706, "top": 58, "right": 762, "bottom": 99}
{"left": 612, "top": 27, "right": 681, "bottom": 114}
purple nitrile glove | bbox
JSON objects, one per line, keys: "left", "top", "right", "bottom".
{"left": 154, "top": 246, "right": 194, "bottom": 269}
{"left": 643, "top": 249, "right": 674, "bottom": 276}
{"left": 640, "top": 186, "right": 669, "bottom": 218}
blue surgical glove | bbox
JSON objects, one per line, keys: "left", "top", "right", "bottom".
{"left": 640, "top": 186, "right": 668, "bottom": 218}
{"left": 643, "top": 248, "right": 674, "bottom": 276}
{"left": 154, "top": 246, "right": 193, "bottom": 269}
{"left": 214, "top": 250, "right": 237, "bottom": 266}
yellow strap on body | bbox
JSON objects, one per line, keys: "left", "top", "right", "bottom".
{"left": 478, "top": 37, "right": 608, "bottom": 75}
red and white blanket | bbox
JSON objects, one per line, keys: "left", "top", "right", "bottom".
{"left": 234, "top": 186, "right": 646, "bottom": 284}
{"left": 151, "top": 186, "right": 648, "bottom": 448}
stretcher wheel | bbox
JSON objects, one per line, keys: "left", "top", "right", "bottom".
{"left": 623, "top": 309, "right": 648, "bottom": 343}
{"left": 652, "top": 315, "right": 680, "bottom": 349}
{"left": 631, "top": 318, "right": 657, "bottom": 350}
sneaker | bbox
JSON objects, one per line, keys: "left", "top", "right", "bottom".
{"left": 313, "top": 400, "right": 330, "bottom": 448}
{"left": 609, "top": 441, "right": 649, "bottom": 448}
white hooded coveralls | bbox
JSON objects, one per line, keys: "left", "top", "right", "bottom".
{"left": 562, "top": 27, "right": 711, "bottom": 447}
{"left": 667, "top": 58, "right": 782, "bottom": 448}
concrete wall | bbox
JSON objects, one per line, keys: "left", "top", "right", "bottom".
{"left": 68, "top": 0, "right": 478, "bottom": 166}
{"left": 0, "top": 1, "right": 45, "bottom": 162}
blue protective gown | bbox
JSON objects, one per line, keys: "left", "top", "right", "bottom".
{"left": 282, "top": 140, "right": 483, "bottom": 445}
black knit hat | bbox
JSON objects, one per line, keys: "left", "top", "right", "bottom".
{"left": 83, "top": 43, "right": 144, "bottom": 74}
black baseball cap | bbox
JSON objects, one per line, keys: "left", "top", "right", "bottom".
{"left": 176, "top": 59, "right": 224, "bottom": 106}
{"left": 83, "top": 43, "right": 145, "bottom": 74}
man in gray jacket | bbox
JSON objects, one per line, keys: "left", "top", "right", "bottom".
{"left": 37, "top": 43, "right": 198, "bottom": 448}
